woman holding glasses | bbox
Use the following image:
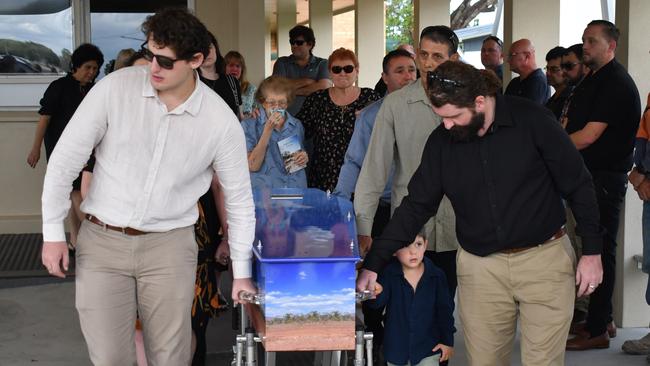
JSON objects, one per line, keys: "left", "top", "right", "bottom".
{"left": 297, "top": 48, "right": 380, "bottom": 192}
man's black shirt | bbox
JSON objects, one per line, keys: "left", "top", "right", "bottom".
{"left": 504, "top": 68, "right": 551, "bottom": 105}
{"left": 545, "top": 85, "right": 573, "bottom": 121}
{"left": 364, "top": 94, "right": 602, "bottom": 273}
{"left": 565, "top": 59, "right": 641, "bottom": 172}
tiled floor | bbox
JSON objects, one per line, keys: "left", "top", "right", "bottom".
{"left": 0, "top": 277, "right": 648, "bottom": 366}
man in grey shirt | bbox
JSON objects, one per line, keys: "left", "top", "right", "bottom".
{"left": 272, "top": 25, "right": 331, "bottom": 115}
{"left": 354, "top": 25, "right": 461, "bottom": 295}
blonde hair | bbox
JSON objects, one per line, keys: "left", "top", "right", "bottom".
{"left": 114, "top": 48, "right": 136, "bottom": 70}
{"left": 224, "top": 51, "right": 251, "bottom": 94}
{"left": 255, "top": 76, "right": 294, "bottom": 106}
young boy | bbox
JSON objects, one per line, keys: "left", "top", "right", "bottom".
{"left": 367, "top": 230, "right": 455, "bottom": 366}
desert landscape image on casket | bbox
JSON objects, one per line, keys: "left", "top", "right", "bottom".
{"left": 260, "top": 262, "right": 357, "bottom": 351}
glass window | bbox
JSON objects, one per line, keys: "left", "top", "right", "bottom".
{"left": 0, "top": 0, "right": 73, "bottom": 74}
{"left": 90, "top": 0, "right": 187, "bottom": 78}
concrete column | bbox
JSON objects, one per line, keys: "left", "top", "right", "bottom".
{"left": 195, "top": 0, "right": 237, "bottom": 54}
{"left": 413, "top": 0, "right": 449, "bottom": 45}
{"left": 237, "top": 0, "right": 270, "bottom": 85}
{"left": 355, "top": 0, "right": 385, "bottom": 88}
{"left": 72, "top": 0, "right": 90, "bottom": 46}
{"left": 502, "top": 0, "right": 560, "bottom": 86}
{"left": 613, "top": 0, "right": 650, "bottom": 328}
{"left": 277, "top": 0, "right": 297, "bottom": 59}
{"left": 309, "top": 0, "right": 333, "bottom": 57}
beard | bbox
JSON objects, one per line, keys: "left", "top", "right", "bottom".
{"left": 449, "top": 110, "right": 485, "bottom": 143}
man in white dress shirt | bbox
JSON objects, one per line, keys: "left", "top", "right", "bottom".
{"left": 40, "top": 8, "right": 256, "bottom": 365}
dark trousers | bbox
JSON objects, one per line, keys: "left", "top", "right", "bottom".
{"left": 586, "top": 171, "right": 627, "bottom": 337}
{"left": 362, "top": 201, "right": 392, "bottom": 352}
{"left": 425, "top": 250, "right": 458, "bottom": 299}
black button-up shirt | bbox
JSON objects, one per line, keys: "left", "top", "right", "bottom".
{"left": 364, "top": 94, "right": 603, "bottom": 273}
{"left": 564, "top": 59, "right": 641, "bottom": 173}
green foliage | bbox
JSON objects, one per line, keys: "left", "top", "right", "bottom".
{"left": 385, "top": 0, "right": 414, "bottom": 52}
{"left": 267, "top": 311, "right": 355, "bottom": 325}
{"left": 0, "top": 39, "right": 61, "bottom": 67}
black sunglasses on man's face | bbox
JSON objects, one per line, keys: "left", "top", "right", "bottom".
{"left": 561, "top": 61, "right": 581, "bottom": 71}
{"left": 427, "top": 71, "right": 465, "bottom": 91}
{"left": 290, "top": 39, "right": 306, "bottom": 46}
{"left": 140, "top": 41, "right": 183, "bottom": 70}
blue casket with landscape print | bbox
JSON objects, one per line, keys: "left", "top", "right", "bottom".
{"left": 245, "top": 188, "right": 360, "bottom": 351}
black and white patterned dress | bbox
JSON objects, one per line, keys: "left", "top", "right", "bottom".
{"left": 297, "top": 87, "right": 380, "bottom": 192}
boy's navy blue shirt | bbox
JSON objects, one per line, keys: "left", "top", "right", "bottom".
{"left": 367, "top": 257, "right": 455, "bottom": 365}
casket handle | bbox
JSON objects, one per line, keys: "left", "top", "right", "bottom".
{"left": 238, "top": 290, "right": 264, "bottom": 304}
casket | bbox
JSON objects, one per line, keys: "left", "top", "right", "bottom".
{"left": 245, "top": 188, "right": 360, "bottom": 352}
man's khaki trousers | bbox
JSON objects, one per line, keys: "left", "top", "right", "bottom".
{"left": 75, "top": 220, "right": 197, "bottom": 366}
{"left": 457, "top": 235, "right": 576, "bottom": 366}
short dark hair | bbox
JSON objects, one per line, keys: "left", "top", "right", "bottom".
{"left": 482, "top": 35, "right": 503, "bottom": 50}
{"left": 565, "top": 43, "right": 584, "bottom": 60}
{"left": 382, "top": 49, "right": 414, "bottom": 74}
{"left": 207, "top": 31, "right": 226, "bottom": 74}
{"left": 289, "top": 25, "right": 316, "bottom": 50}
{"left": 427, "top": 61, "right": 501, "bottom": 109}
{"left": 545, "top": 46, "right": 566, "bottom": 62}
{"left": 141, "top": 7, "right": 211, "bottom": 60}
{"left": 71, "top": 43, "right": 104, "bottom": 72}
{"left": 416, "top": 228, "right": 428, "bottom": 241}
{"left": 588, "top": 20, "right": 620, "bottom": 42}
{"left": 420, "top": 25, "right": 459, "bottom": 56}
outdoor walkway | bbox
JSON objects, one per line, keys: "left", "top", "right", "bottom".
{"left": 0, "top": 276, "right": 648, "bottom": 366}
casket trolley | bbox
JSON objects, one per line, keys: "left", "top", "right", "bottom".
{"left": 232, "top": 188, "right": 375, "bottom": 366}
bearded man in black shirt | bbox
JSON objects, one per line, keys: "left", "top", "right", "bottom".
{"left": 357, "top": 61, "right": 603, "bottom": 366}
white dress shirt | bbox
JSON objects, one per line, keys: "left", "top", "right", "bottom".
{"left": 42, "top": 66, "right": 256, "bottom": 278}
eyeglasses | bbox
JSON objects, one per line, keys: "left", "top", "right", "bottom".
{"left": 331, "top": 65, "right": 355, "bottom": 74}
{"left": 508, "top": 51, "right": 529, "bottom": 60}
{"left": 544, "top": 65, "right": 562, "bottom": 73}
{"left": 263, "top": 99, "right": 288, "bottom": 108}
{"left": 289, "top": 39, "right": 306, "bottom": 46}
{"left": 560, "top": 62, "right": 581, "bottom": 71}
{"left": 140, "top": 41, "right": 183, "bottom": 70}
{"left": 427, "top": 72, "right": 465, "bottom": 91}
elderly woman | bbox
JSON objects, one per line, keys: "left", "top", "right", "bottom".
{"left": 297, "top": 48, "right": 380, "bottom": 192}
{"left": 225, "top": 51, "right": 258, "bottom": 118}
{"left": 242, "top": 76, "right": 308, "bottom": 190}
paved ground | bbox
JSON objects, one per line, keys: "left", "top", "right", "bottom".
{"left": 0, "top": 277, "right": 648, "bottom": 366}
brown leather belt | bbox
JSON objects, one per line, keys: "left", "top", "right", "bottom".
{"left": 500, "top": 227, "right": 566, "bottom": 254}
{"left": 86, "top": 214, "right": 148, "bottom": 236}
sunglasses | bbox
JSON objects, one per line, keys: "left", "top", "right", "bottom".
{"left": 331, "top": 65, "right": 355, "bottom": 74}
{"left": 427, "top": 72, "right": 465, "bottom": 91}
{"left": 289, "top": 39, "right": 306, "bottom": 46}
{"left": 561, "top": 61, "right": 581, "bottom": 71}
{"left": 140, "top": 41, "right": 183, "bottom": 70}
